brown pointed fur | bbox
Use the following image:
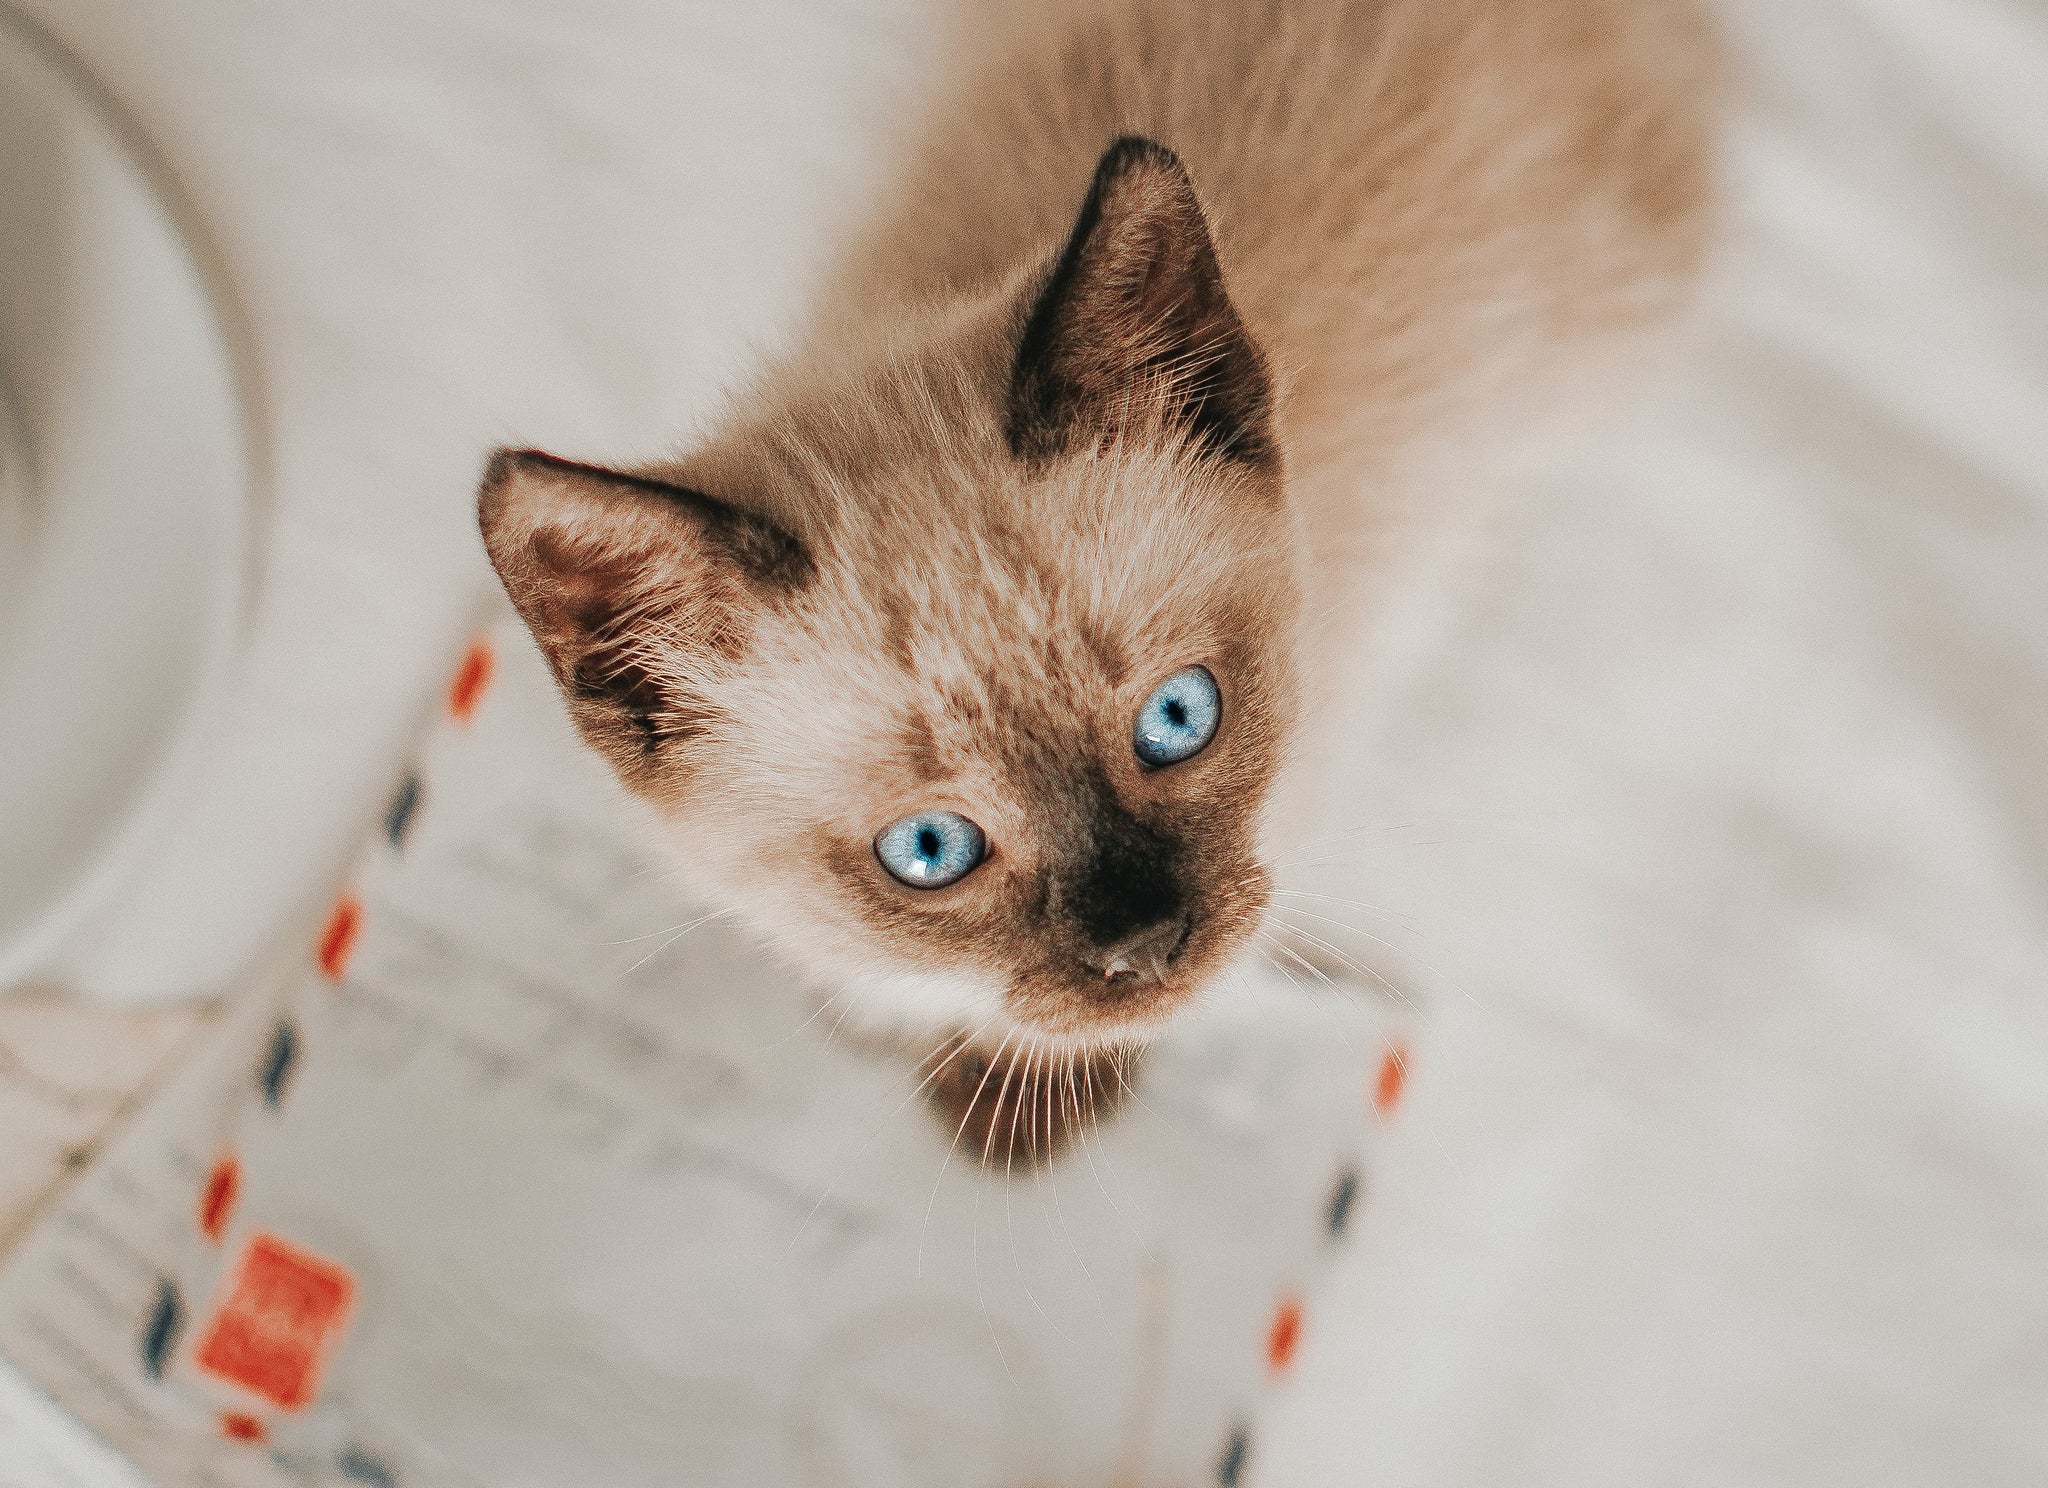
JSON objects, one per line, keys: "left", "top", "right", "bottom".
{"left": 480, "top": 0, "right": 1720, "bottom": 1071}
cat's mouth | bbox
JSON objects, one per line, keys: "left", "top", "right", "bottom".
{"left": 1001, "top": 872, "right": 1269, "bottom": 1045}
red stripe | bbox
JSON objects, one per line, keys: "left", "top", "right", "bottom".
{"left": 1373, "top": 1042, "right": 1409, "bottom": 1115}
{"left": 198, "top": 1154, "right": 240, "bottom": 1242}
{"left": 317, "top": 895, "right": 361, "bottom": 981}
{"left": 1266, "top": 1294, "right": 1305, "bottom": 1373}
{"left": 447, "top": 638, "right": 495, "bottom": 722}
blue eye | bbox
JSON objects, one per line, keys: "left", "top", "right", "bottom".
{"left": 1134, "top": 665, "right": 1221, "bottom": 767}
{"left": 875, "top": 810, "right": 987, "bottom": 889}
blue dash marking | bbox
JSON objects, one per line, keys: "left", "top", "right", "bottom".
{"left": 383, "top": 772, "right": 423, "bottom": 848}
{"left": 140, "top": 1278, "right": 182, "bottom": 1379}
{"left": 336, "top": 1446, "right": 399, "bottom": 1487}
{"left": 1326, "top": 1165, "right": 1362, "bottom": 1239}
{"left": 258, "top": 1020, "right": 300, "bottom": 1108}
{"left": 1218, "top": 1422, "right": 1252, "bottom": 1486}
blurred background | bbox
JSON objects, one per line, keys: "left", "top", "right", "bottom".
{"left": 0, "top": 0, "right": 2043, "bottom": 1483}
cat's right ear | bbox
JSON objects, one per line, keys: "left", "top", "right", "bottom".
{"left": 1007, "top": 135, "right": 1274, "bottom": 468}
{"left": 476, "top": 449, "right": 810, "bottom": 765}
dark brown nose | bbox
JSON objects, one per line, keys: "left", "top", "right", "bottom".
{"left": 1081, "top": 914, "right": 1191, "bottom": 989}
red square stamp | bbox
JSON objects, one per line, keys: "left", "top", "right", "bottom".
{"left": 193, "top": 1232, "right": 355, "bottom": 1411}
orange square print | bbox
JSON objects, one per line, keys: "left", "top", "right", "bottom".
{"left": 193, "top": 1232, "right": 355, "bottom": 1411}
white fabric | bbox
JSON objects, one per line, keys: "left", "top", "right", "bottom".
{"left": 1255, "top": 0, "right": 2048, "bottom": 1481}
{"left": 0, "top": 1354, "right": 154, "bottom": 1487}
{"left": 17, "top": 0, "right": 2046, "bottom": 1481}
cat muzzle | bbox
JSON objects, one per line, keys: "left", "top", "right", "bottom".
{"left": 1081, "top": 914, "right": 1192, "bottom": 991}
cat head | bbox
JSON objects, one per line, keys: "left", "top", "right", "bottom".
{"left": 479, "top": 138, "right": 1299, "bottom": 1049}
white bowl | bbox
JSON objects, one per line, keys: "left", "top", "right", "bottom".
{"left": 0, "top": 7, "right": 251, "bottom": 989}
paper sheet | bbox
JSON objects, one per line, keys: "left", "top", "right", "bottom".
{"left": 0, "top": 625, "right": 1408, "bottom": 1488}
{"left": 0, "top": 1354, "right": 155, "bottom": 1488}
{"left": 0, "top": 998, "right": 208, "bottom": 1254}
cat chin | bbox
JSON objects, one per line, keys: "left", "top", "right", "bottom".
{"left": 824, "top": 961, "right": 1185, "bottom": 1058}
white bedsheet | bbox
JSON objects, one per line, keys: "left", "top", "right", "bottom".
{"left": 15, "top": 0, "right": 2045, "bottom": 1482}
{"left": 1256, "top": 1, "right": 2048, "bottom": 1481}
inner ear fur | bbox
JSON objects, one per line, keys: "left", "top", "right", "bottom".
{"left": 476, "top": 448, "right": 810, "bottom": 764}
{"left": 1007, "top": 135, "right": 1274, "bottom": 467}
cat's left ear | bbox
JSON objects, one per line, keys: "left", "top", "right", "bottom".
{"left": 1007, "top": 135, "right": 1274, "bottom": 468}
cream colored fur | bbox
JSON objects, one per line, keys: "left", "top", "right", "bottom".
{"left": 480, "top": 0, "right": 1720, "bottom": 1055}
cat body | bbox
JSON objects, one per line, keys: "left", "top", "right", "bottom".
{"left": 480, "top": 0, "right": 1718, "bottom": 1060}
{"left": 838, "top": 0, "right": 1718, "bottom": 628}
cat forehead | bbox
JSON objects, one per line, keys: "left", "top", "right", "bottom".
{"left": 833, "top": 443, "right": 1256, "bottom": 628}
{"left": 748, "top": 448, "right": 1264, "bottom": 730}
{"left": 724, "top": 543, "right": 1142, "bottom": 781}
{"left": 793, "top": 557, "right": 1123, "bottom": 734}
{"left": 696, "top": 362, "right": 1280, "bottom": 758}
{"left": 744, "top": 553, "right": 1244, "bottom": 811}
{"left": 809, "top": 505, "right": 1221, "bottom": 728}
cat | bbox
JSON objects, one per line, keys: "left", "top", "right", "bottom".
{"left": 479, "top": 0, "right": 1718, "bottom": 1157}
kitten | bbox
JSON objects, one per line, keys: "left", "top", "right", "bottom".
{"left": 479, "top": 0, "right": 1718, "bottom": 1145}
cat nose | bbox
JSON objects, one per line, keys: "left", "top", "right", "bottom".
{"left": 1082, "top": 915, "right": 1191, "bottom": 989}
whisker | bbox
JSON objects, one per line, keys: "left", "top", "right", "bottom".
{"left": 1027, "top": 1046, "right": 1095, "bottom": 1305}
{"left": 1268, "top": 823, "right": 1403, "bottom": 863}
{"left": 1106, "top": 1045, "right": 1182, "bottom": 1140}
{"left": 756, "top": 986, "right": 846, "bottom": 1052}
{"left": 1269, "top": 886, "right": 1420, "bottom": 928}
{"left": 1032, "top": 1048, "right": 1107, "bottom": 1297}
{"left": 1070, "top": 1045, "right": 1138, "bottom": 1233}
{"left": 921, "top": 1025, "right": 1017, "bottom": 1278}
{"left": 983, "top": 1036, "right": 1026, "bottom": 1170}
{"left": 1267, "top": 899, "right": 1477, "bottom": 1013}
{"left": 1250, "top": 931, "right": 1366, "bottom": 1059}
{"left": 818, "top": 995, "right": 860, "bottom": 1054}
{"left": 886, "top": 1022, "right": 996, "bottom": 1124}
{"left": 1269, "top": 894, "right": 1423, "bottom": 948}
{"left": 1004, "top": 1040, "right": 1068, "bottom": 1340}
{"left": 614, "top": 907, "right": 738, "bottom": 979}
{"left": 1264, "top": 910, "right": 1443, "bottom": 1041}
